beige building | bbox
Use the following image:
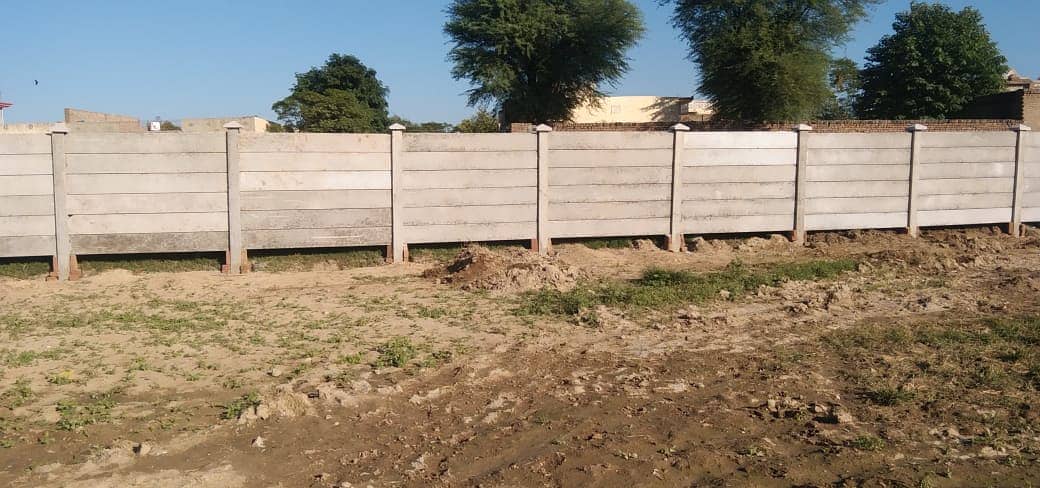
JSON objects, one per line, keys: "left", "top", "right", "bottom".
{"left": 181, "top": 116, "right": 271, "bottom": 132}
{"left": 569, "top": 96, "right": 713, "bottom": 124}
{"left": 1, "top": 107, "right": 144, "bottom": 133}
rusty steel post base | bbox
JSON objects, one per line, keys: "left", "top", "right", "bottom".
{"left": 530, "top": 237, "right": 551, "bottom": 254}
{"left": 222, "top": 250, "right": 251, "bottom": 274}
{"left": 386, "top": 244, "right": 409, "bottom": 264}
{"left": 665, "top": 234, "right": 685, "bottom": 252}
{"left": 47, "top": 255, "right": 82, "bottom": 281}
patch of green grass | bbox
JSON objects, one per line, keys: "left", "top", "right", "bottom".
{"left": 0, "top": 378, "right": 34, "bottom": 408}
{"left": 850, "top": 435, "right": 886, "bottom": 451}
{"left": 409, "top": 244, "right": 464, "bottom": 264}
{"left": 78, "top": 253, "right": 221, "bottom": 274}
{"left": 221, "top": 392, "right": 261, "bottom": 420}
{"left": 374, "top": 337, "right": 418, "bottom": 368}
{"left": 251, "top": 248, "right": 385, "bottom": 272}
{"left": 56, "top": 391, "right": 118, "bottom": 431}
{"left": 517, "top": 259, "right": 858, "bottom": 317}
{"left": 0, "top": 258, "right": 51, "bottom": 279}
{"left": 578, "top": 238, "right": 637, "bottom": 250}
{"left": 337, "top": 353, "right": 365, "bottom": 365}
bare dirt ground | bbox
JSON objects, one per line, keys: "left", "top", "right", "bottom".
{"left": 1, "top": 227, "right": 1039, "bottom": 487}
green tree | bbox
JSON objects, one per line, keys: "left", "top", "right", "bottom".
{"left": 272, "top": 54, "right": 390, "bottom": 132}
{"left": 457, "top": 110, "right": 501, "bottom": 133}
{"left": 159, "top": 120, "right": 181, "bottom": 131}
{"left": 388, "top": 115, "right": 456, "bottom": 133}
{"left": 663, "top": 0, "right": 877, "bottom": 123}
{"left": 818, "top": 58, "right": 862, "bottom": 119}
{"left": 856, "top": 2, "right": 1007, "bottom": 119}
{"left": 445, "top": 0, "right": 645, "bottom": 124}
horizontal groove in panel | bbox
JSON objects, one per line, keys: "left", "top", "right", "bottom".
{"left": 549, "top": 184, "right": 670, "bottom": 203}
{"left": 69, "top": 213, "right": 228, "bottom": 235}
{"left": 403, "top": 205, "right": 535, "bottom": 226}
{"left": 240, "top": 133, "right": 390, "bottom": 153}
{"left": 66, "top": 133, "right": 225, "bottom": 154}
{"left": 66, "top": 153, "right": 227, "bottom": 174}
{"left": 805, "top": 181, "right": 908, "bottom": 198}
{"left": 548, "top": 148, "right": 672, "bottom": 167}
{"left": 683, "top": 148, "right": 795, "bottom": 166}
{"left": 242, "top": 190, "right": 391, "bottom": 211}
{"left": 806, "top": 196, "right": 907, "bottom": 214}
{"left": 683, "top": 165, "right": 794, "bottom": 184}
{"left": 806, "top": 212, "right": 907, "bottom": 231}
{"left": 242, "top": 208, "right": 391, "bottom": 231}
{"left": 0, "top": 235, "right": 56, "bottom": 258}
{"left": 405, "top": 133, "right": 535, "bottom": 152}
{"left": 918, "top": 208, "right": 1011, "bottom": 227}
{"left": 683, "top": 132, "right": 797, "bottom": 149}
{"left": 241, "top": 171, "right": 390, "bottom": 191}
{"left": 401, "top": 151, "right": 535, "bottom": 170}
{"left": 404, "top": 222, "right": 535, "bottom": 244}
{"left": 71, "top": 232, "right": 228, "bottom": 254}
{"left": 244, "top": 227, "right": 390, "bottom": 249}
{"left": 240, "top": 152, "right": 390, "bottom": 172}
{"left": 552, "top": 201, "right": 669, "bottom": 220}
{"left": 550, "top": 167, "right": 670, "bottom": 186}
{"left": 402, "top": 169, "right": 535, "bottom": 189}
{"left": 685, "top": 182, "right": 795, "bottom": 200}
{"left": 807, "top": 164, "right": 909, "bottom": 182}
{"left": 0, "top": 195, "right": 55, "bottom": 217}
{"left": 68, "top": 193, "right": 228, "bottom": 215}
{"left": 681, "top": 214, "right": 793, "bottom": 234}
{"left": 68, "top": 173, "right": 227, "bottom": 194}
{"left": 549, "top": 132, "right": 672, "bottom": 150}
{"left": 402, "top": 187, "right": 535, "bottom": 207}
{"left": 548, "top": 218, "right": 669, "bottom": 239}
{"left": 0, "top": 175, "right": 54, "bottom": 196}
{"left": 0, "top": 154, "right": 53, "bottom": 175}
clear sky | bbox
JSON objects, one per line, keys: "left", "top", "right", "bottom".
{"left": 1, "top": 1, "right": 1036, "bottom": 125}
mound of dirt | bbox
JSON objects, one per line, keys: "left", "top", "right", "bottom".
{"left": 424, "top": 245, "right": 584, "bottom": 292}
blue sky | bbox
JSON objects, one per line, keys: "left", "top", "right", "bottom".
{"left": 1, "top": 1, "right": 1036, "bottom": 124}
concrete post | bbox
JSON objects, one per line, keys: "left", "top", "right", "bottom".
{"left": 907, "top": 124, "right": 928, "bottom": 238}
{"left": 1010, "top": 124, "right": 1032, "bottom": 237}
{"left": 534, "top": 124, "right": 553, "bottom": 255}
{"left": 49, "top": 123, "right": 73, "bottom": 281}
{"left": 792, "top": 124, "right": 813, "bottom": 244}
{"left": 223, "top": 122, "right": 245, "bottom": 274}
{"left": 668, "top": 123, "right": 691, "bottom": 252}
{"left": 389, "top": 123, "right": 407, "bottom": 263}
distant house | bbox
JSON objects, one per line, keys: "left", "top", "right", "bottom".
{"left": 180, "top": 116, "right": 271, "bottom": 132}
{"left": 1005, "top": 69, "right": 1039, "bottom": 92}
{"left": 569, "top": 96, "right": 713, "bottom": 124}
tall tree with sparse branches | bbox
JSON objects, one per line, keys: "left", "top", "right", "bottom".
{"left": 445, "top": 0, "right": 645, "bottom": 124}
{"left": 662, "top": 0, "right": 878, "bottom": 123}
{"left": 856, "top": 2, "right": 1008, "bottom": 120}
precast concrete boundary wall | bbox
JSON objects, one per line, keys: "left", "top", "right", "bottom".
{"left": 0, "top": 123, "right": 1035, "bottom": 279}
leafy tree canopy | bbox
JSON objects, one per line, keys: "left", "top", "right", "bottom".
{"left": 457, "top": 110, "right": 501, "bottom": 133}
{"left": 272, "top": 54, "right": 390, "bottom": 132}
{"left": 663, "top": 0, "right": 877, "bottom": 123}
{"left": 445, "top": 0, "right": 645, "bottom": 124}
{"left": 856, "top": 2, "right": 1007, "bottom": 119}
{"left": 388, "top": 115, "right": 456, "bottom": 133}
{"left": 818, "top": 57, "right": 862, "bottom": 120}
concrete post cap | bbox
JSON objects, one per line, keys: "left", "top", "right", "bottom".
{"left": 670, "top": 123, "right": 691, "bottom": 132}
{"left": 794, "top": 124, "right": 813, "bottom": 131}
{"left": 907, "top": 123, "right": 928, "bottom": 132}
{"left": 533, "top": 124, "right": 553, "bottom": 133}
{"left": 1014, "top": 124, "right": 1032, "bottom": 132}
{"left": 388, "top": 123, "right": 407, "bottom": 131}
{"left": 49, "top": 122, "right": 69, "bottom": 134}
{"left": 223, "top": 121, "right": 244, "bottom": 130}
